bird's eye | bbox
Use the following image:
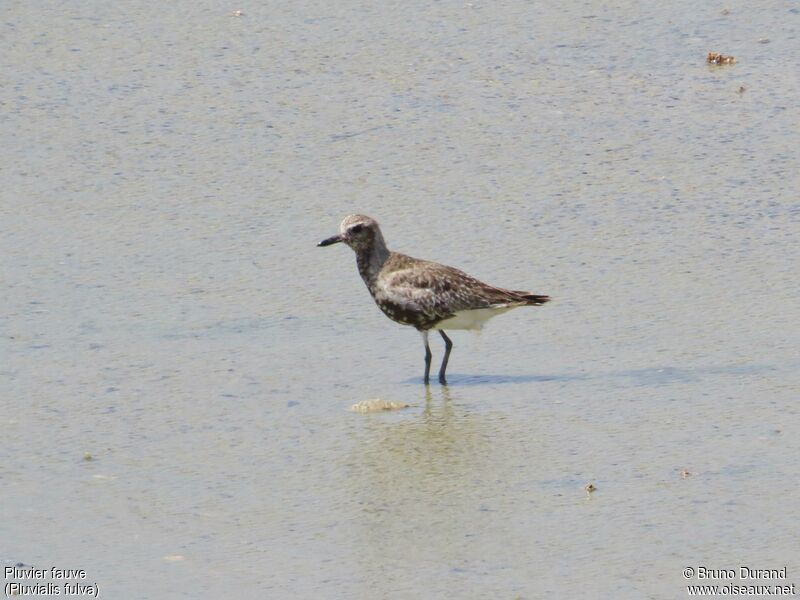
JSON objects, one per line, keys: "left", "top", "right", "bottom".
{"left": 350, "top": 224, "right": 364, "bottom": 234}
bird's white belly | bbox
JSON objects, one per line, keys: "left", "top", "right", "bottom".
{"left": 432, "top": 306, "right": 515, "bottom": 331}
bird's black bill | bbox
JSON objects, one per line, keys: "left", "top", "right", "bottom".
{"left": 317, "top": 234, "right": 343, "bottom": 247}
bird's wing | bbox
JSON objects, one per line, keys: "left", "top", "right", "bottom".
{"left": 376, "top": 256, "right": 523, "bottom": 320}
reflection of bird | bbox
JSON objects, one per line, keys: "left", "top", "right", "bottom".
{"left": 318, "top": 215, "right": 550, "bottom": 384}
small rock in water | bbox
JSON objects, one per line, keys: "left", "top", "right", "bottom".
{"left": 350, "top": 399, "right": 409, "bottom": 413}
{"left": 707, "top": 52, "right": 736, "bottom": 65}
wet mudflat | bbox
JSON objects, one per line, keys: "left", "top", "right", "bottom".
{"left": 2, "top": 1, "right": 799, "bottom": 598}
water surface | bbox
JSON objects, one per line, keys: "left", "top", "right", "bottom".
{"left": 2, "top": 1, "right": 799, "bottom": 598}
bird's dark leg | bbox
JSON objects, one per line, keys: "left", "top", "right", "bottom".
{"left": 421, "top": 330, "right": 432, "bottom": 385}
{"left": 438, "top": 330, "right": 453, "bottom": 385}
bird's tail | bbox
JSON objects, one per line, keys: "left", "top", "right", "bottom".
{"left": 512, "top": 291, "right": 551, "bottom": 306}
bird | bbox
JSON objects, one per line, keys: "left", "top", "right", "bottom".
{"left": 318, "top": 215, "right": 550, "bottom": 384}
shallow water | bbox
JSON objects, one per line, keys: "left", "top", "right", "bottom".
{"left": 2, "top": 1, "right": 799, "bottom": 598}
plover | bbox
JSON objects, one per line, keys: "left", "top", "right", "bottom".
{"left": 318, "top": 215, "right": 550, "bottom": 384}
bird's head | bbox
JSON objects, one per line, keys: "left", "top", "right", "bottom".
{"left": 318, "top": 214, "right": 382, "bottom": 252}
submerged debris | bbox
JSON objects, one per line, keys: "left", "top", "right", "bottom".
{"left": 350, "top": 399, "right": 410, "bottom": 413}
{"left": 707, "top": 52, "right": 736, "bottom": 65}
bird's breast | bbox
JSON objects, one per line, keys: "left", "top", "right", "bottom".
{"left": 373, "top": 296, "right": 428, "bottom": 327}
{"left": 366, "top": 284, "right": 435, "bottom": 329}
